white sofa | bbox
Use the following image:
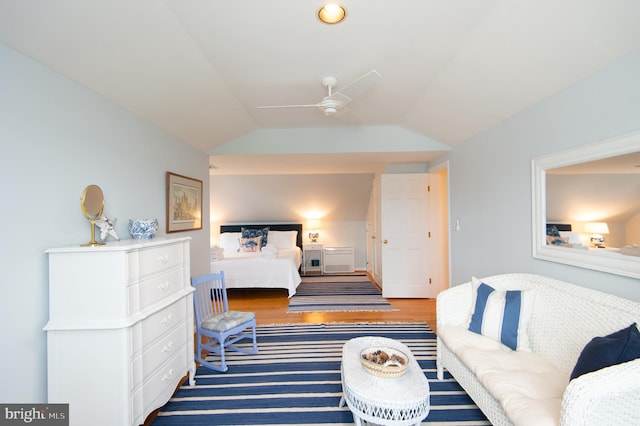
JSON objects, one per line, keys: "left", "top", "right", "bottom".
{"left": 436, "top": 273, "right": 640, "bottom": 426}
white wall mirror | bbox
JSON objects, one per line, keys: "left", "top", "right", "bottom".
{"left": 531, "top": 130, "right": 640, "bottom": 279}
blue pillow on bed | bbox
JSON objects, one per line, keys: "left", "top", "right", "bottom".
{"left": 239, "top": 236, "right": 262, "bottom": 252}
{"left": 570, "top": 323, "right": 640, "bottom": 380}
{"left": 241, "top": 227, "right": 269, "bottom": 248}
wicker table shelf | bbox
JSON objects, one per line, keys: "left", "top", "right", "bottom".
{"left": 339, "top": 336, "right": 430, "bottom": 426}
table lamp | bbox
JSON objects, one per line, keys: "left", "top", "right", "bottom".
{"left": 307, "top": 219, "right": 322, "bottom": 242}
{"left": 584, "top": 222, "right": 609, "bottom": 248}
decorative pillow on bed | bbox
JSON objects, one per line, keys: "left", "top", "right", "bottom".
{"left": 219, "top": 232, "right": 242, "bottom": 253}
{"left": 546, "top": 225, "right": 561, "bottom": 237}
{"left": 559, "top": 231, "right": 583, "bottom": 245}
{"left": 267, "top": 230, "right": 298, "bottom": 249}
{"left": 570, "top": 322, "right": 640, "bottom": 380}
{"left": 467, "top": 277, "right": 534, "bottom": 351}
{"left": 546, "top": 235, "right": 569, "bottom": 246}
{"left": 241, "top": 227, "right": 269, "bottom": 248}
{"left": 239, "top": 236, "right": 262, "bottom": 252}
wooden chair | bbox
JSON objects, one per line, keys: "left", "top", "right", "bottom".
{"left": 191, "top": 271, "right": 258, "bottom": 372}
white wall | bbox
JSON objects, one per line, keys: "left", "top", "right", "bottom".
{"left": 443, "top": 48, "right": 640, "bottom": 301}
{"left": 311, "top": 220, "right": 367, "bottom": 270}
{"left": 210, "top": 173, "right": 373, "bottom": 269}
{"left": 627, "top": 212, "right": 640, "bottom": 245}
{"left": 0, "top": 44, "right": 211, "bottom": 403}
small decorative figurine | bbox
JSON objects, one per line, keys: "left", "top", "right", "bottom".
{"left": 96, "top": 215, "right": 120, "bottom": 241}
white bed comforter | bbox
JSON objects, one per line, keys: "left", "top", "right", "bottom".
{"left": 210, "top": 247, "right": 302, "bottom": 297}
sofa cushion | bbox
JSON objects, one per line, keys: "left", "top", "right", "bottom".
{"left": 467, "top": 277, "right": 534, "bottom": 351}
{"left": 439, "top": 325, "right": 513, "bottom": 354}
{"left": 439, "top": 325, "right": 568, "bottom": 426}
{"left": 570, "top": 322, "right": 640, "bottom": 380}
{"left": 453, "top": 334, "right": 568, "bottom": 426}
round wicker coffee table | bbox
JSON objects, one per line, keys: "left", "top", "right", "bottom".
{"left": 339, "top": 336, "right": 430, "bottom": 426}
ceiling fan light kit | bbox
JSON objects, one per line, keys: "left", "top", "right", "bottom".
{"left": 323, "top": 106, "right": 337, "bottom": 116}
{"left": 317, "top": 2, "right": 347, "bottom": 24}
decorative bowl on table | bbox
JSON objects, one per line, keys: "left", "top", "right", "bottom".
{"left": 128, "top": 219, "right": 158, "bottom": 239}
{"left": 360, "top": 346, "right": 408, "bottom": 378}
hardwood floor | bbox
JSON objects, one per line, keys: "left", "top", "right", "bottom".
{"left": 227, "top": 275, "right": 438, "bottom": 333}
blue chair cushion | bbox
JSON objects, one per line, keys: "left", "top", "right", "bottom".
{"left": 202, "top": 311, "right": 256, "bottom": 332}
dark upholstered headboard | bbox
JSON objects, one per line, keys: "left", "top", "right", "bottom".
{"left": 548, "top": 223, "right": 572, "bottom": 232}
{"left": 219, "top": 223, "right": 303, "bottom": 250}
{"left": 546, "top": 223, "right": 572, "bottom": 235}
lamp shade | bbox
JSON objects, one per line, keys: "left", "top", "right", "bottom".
{"left": 584, "top": 222, "right": 609, "bottom": 235}
{"left": 307, "top": 219, "right": 322, "bottom": 230}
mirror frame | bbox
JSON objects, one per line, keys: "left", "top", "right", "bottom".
{"left": 531, "top": 130, "right": 640, "bottom": 279}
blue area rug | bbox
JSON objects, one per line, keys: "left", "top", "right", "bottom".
{"left": 152, "top": 323, "right": 489, "bottom": 425}
{"left": 288, "top": 277, "right": 394, "bottom": 312}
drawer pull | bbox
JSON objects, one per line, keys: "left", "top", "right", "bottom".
{"left": 158, "top": 281, "right": 170, "bottom": 291}
{"left": 161, "top": 313, "right": 174, "bottom": 325}
{"left": 162, "top": 369, "right": 174, "bottom": 382}
{"left": 161, "top": 342, "right": 174, "bottom": 353}
{"left": 158, "top": 255, "right": 169, "bottom": 263}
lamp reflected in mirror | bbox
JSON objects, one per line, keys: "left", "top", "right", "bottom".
{"left": 584, "top": 222, "right": 609, "bottom": 248}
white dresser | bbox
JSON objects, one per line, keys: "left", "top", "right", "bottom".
{"left": 45, "top": 237, "right": 196, "bottom": 426}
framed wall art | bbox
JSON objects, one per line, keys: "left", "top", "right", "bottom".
{"left": 166, "top": 171, "right": 203, "bottom": 233}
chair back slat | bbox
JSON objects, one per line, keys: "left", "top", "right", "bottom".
{"left": 191, "top": 271, "right": 230, "bottom": 327}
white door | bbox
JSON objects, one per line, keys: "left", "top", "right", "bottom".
{"left": 381, "top": 173, "right": 430, "bottom": 298}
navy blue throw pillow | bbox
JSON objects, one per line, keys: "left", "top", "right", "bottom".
{"left": 241, "top": 227, "right": 269, "bottom": 249}
{"left": 570, "top": 323, "right": 640, "bottom": 380}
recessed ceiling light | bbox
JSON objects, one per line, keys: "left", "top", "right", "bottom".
{"left": 317, "top": 2, "right": 347, "bottom": 24}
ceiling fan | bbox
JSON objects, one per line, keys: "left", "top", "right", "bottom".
{"left": 257, "top": 70, "right": 381, "bottom": 117}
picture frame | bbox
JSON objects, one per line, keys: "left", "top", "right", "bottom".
{"left": 166, "top": 171, "right": 203, "bottom": 233}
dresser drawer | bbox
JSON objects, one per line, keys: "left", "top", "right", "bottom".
{"left": 137, "top": 242, "right": 185, "bottom": 278}
{"left": 139, "top": 268, "right": 185, "bottom": 310}
{"left": 143, "top": 348, "right": 190, "bottom": 415}
{"left": 143, "top": 321, "right": 187, "bottom": 379}
{"left": 141, "top": 298, "right": 189, "bottom": 348}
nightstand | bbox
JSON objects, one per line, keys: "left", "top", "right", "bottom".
{"left": 303, "top": 243, "right": 323, "bottom": 275}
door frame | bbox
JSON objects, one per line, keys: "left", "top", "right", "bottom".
{"left": 428, "top": 159, "right": 451, "bottom": 292}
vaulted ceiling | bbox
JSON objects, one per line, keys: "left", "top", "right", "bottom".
{"left": 1, "top": 0, "right": 639, "bottom": 174}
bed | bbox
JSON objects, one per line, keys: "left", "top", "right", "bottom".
{"left": 211, "top": 224, "right": 303, "bottom": 297}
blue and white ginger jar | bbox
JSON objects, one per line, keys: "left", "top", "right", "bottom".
{"left": 128, "top": 219, "right": 158, "bottom": 239}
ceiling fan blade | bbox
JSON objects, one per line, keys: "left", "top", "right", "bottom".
{"left": 334, "top": 70, "right": 381, "bottom": 99}
{"left": 257, "top": 103, "right": 319, "bottom": 109}
{"left": 325, "top": 92, "right": 352, "bottom": 104}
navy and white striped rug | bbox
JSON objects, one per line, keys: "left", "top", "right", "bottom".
{"left": 288, "top": 278, "right": 394, "bottom": 312}
{"left": 152, "top": 323, "right": 489, "bottom": 425}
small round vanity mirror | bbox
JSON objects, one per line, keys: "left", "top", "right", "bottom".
{"left": 80, "top": 184, "right": 105, "bottom": 246}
